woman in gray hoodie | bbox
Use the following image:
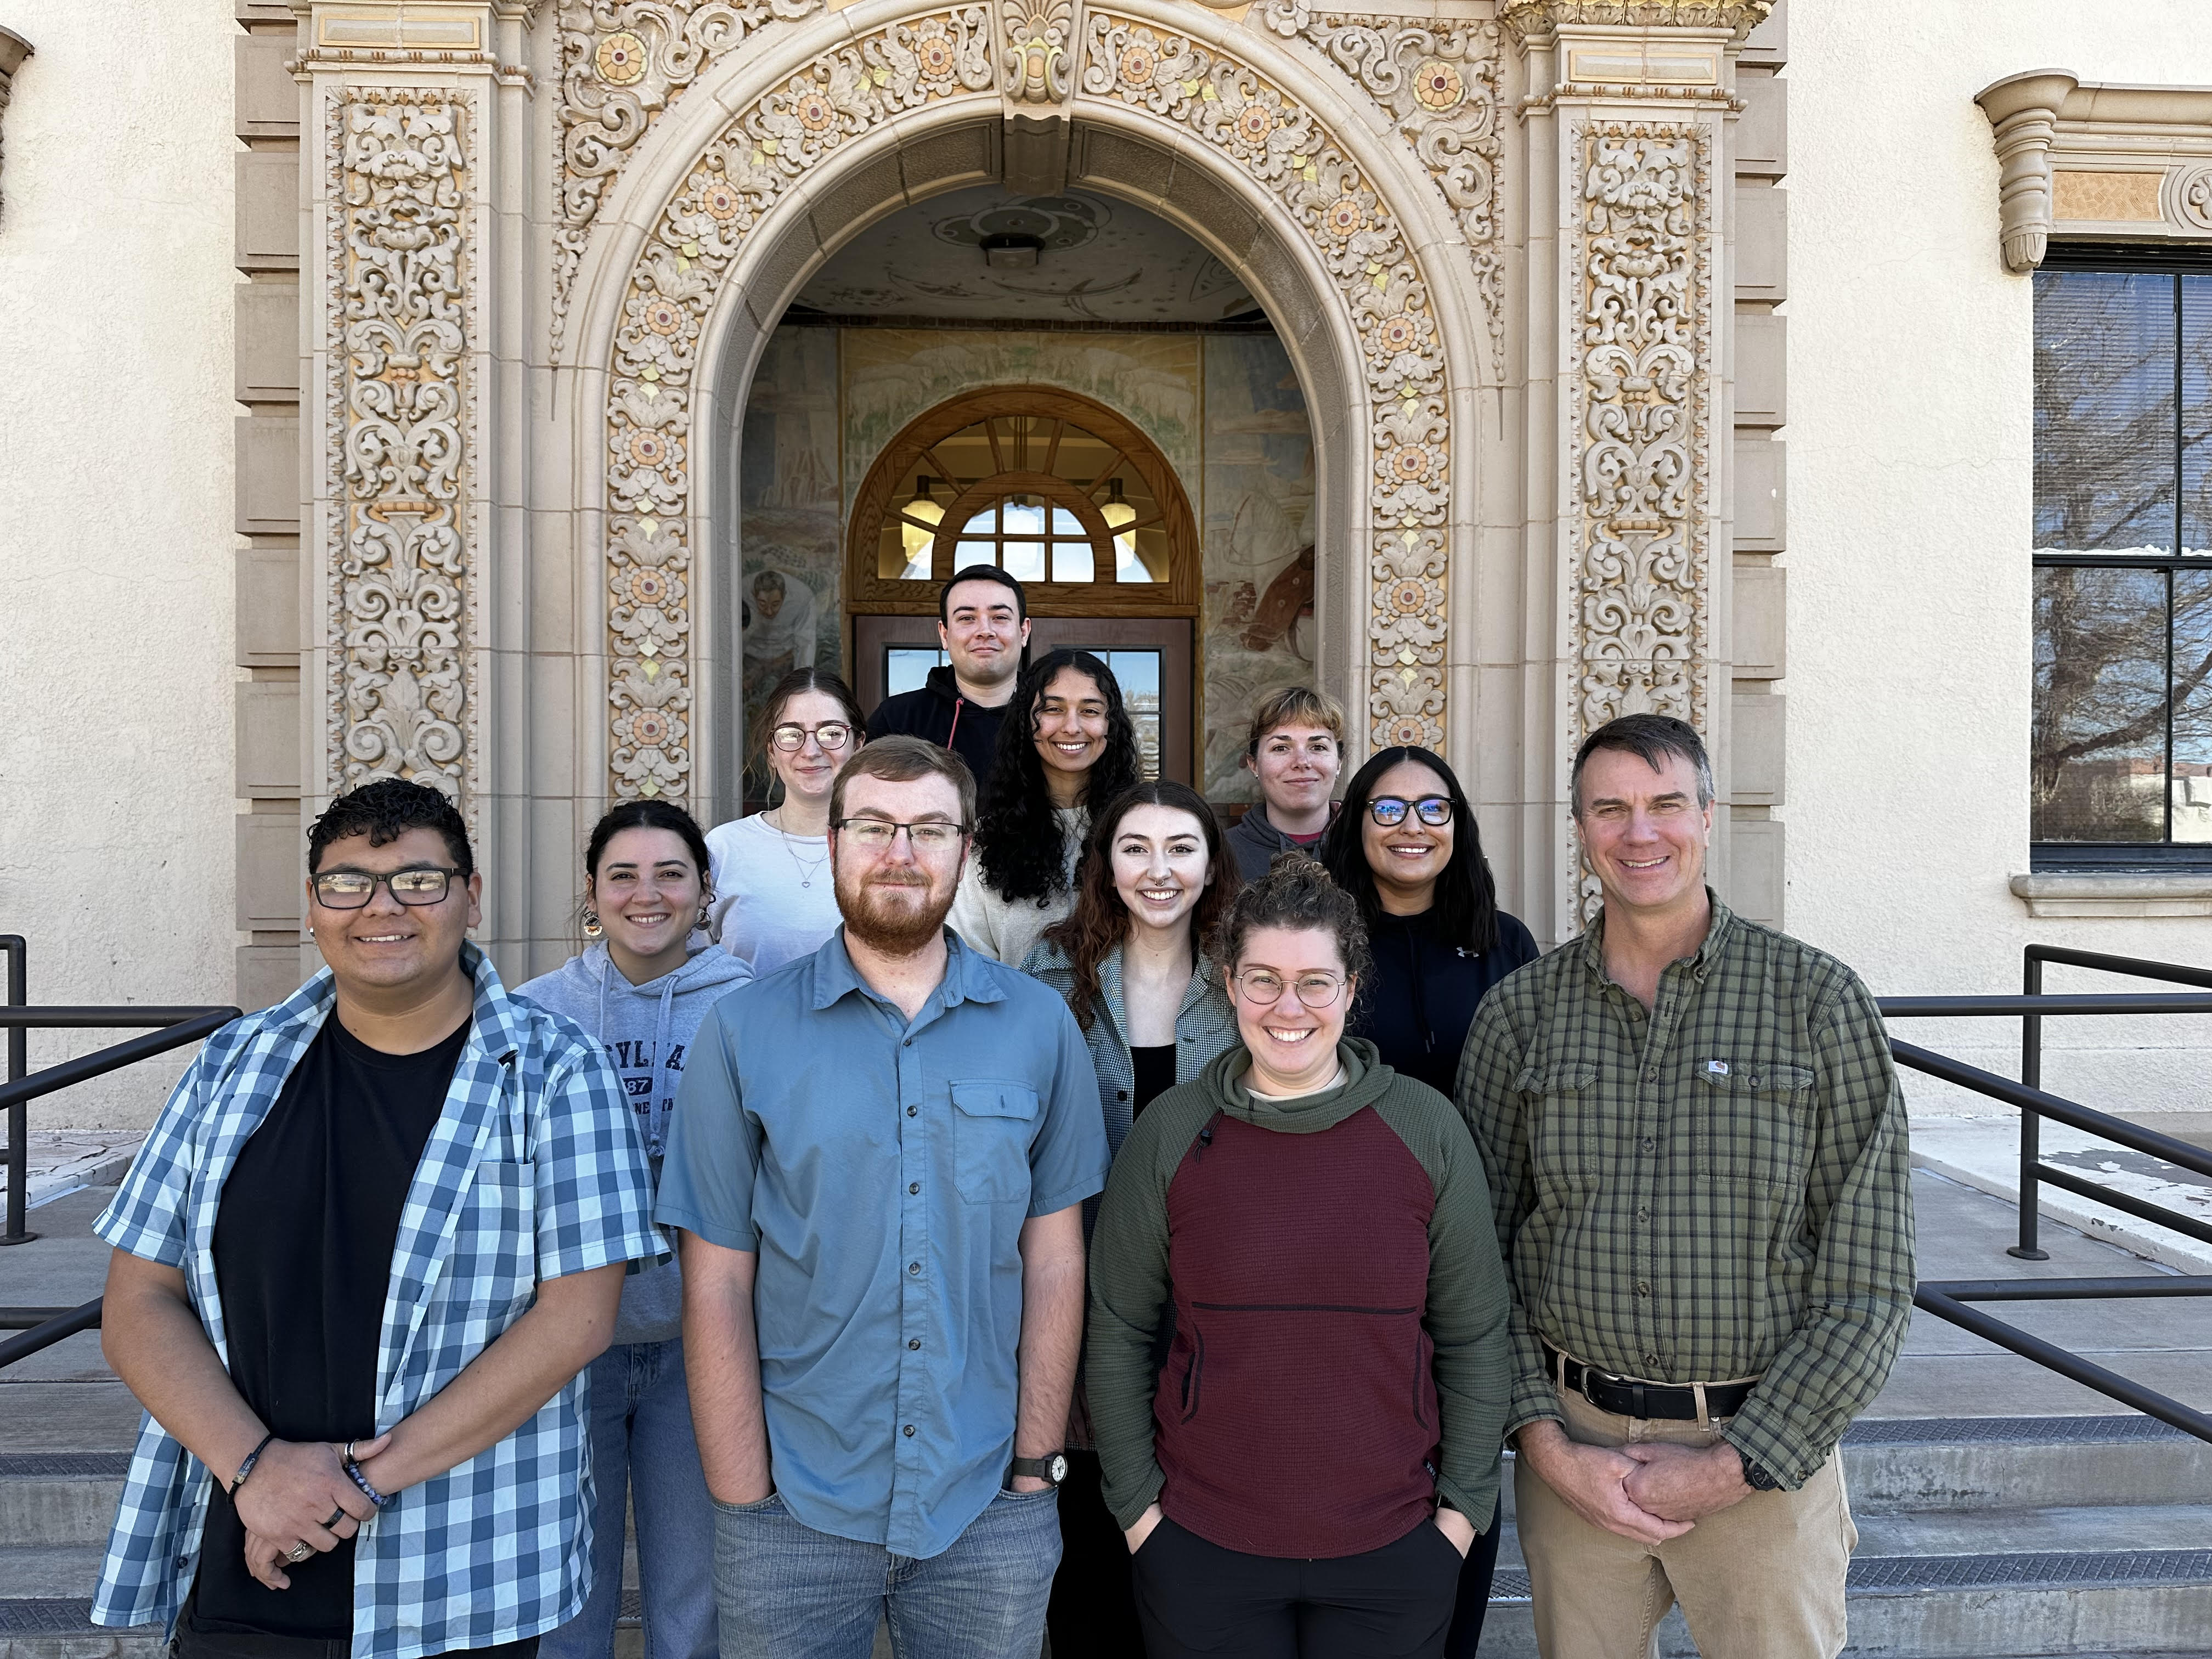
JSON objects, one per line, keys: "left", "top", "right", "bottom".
{"left": 519, "top": 802, "right": 752, "bottom": 1659}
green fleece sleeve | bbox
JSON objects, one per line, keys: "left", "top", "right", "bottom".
{"left": 1084, "top": 1086, "right": 1212, "bottom": 1531}
{"left": 1375, "top": 1082, "right": 1514, "bottom": 1530}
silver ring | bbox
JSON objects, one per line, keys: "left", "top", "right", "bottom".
{"left": 343, "top": 1440, "right": 358, "bottom": 1463}
{"left": 285, "top": 1542, "right": 313, "bottom": 1564}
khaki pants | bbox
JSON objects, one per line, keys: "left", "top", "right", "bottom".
{"left": 1516, "top": 1389, "right": 1856, "bottom": 1659}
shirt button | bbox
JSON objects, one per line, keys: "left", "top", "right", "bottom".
{"left": 909, "top": 1182, "right": 921, "bottom": 1195}
{"left": 909, "top": 1338, "right": 921, "bottom": 1350}
{"left": 909, "top": 1261, "right": 921, "bottom": 1274}
{"left": 1637, "top": 1206, "right": 1651, "bottom": 1223}
{"left": 1644, "top": 1354, "right": 1662, "bottom": 1369}
{"left": 907, "top": 1105, "right": 918, "bottom": 1117}
{"left": 1639, "top": 1136, "right": 1656, "bottom": 1153}
{"left": 1637, "top": 1282, "right": 1651, "bottom": 1297}
{"left": 904, "top": 1038, "right": 913, "bottom": 1047}
{"left": 903, "top": 1424, "right": 916, "bottom": 1437}
{"left": 1644, "top": 1069, "right": 1657, "bottom": 1082}
{"left": 1117, "top": 1090, "right": 1129, "bottom": 1101}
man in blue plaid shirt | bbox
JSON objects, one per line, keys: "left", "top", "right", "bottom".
{"left": 92, "top": 780, "right": 663, "bottom": 1659}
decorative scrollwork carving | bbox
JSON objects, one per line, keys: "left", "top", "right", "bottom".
{"left": 1566, "top": 117, "right": 1711, "bottom": 915}
{"left": 1261, "top": 3, "right": 1504, "bottom": 381}
{"left": 1499, "top": 0, "right": 1770, "bottom": 41}
{"left": 328, "top": 89, "right": 476, "bottom": 804}
{"left": 1079, "top": 12, "right": 1450, "bottom": 747}
{"left": 553, "top": 0, "right": 827, "bottom": 360}
{"left": 1000, "top": 0, "right": 1077, "bottom": 104}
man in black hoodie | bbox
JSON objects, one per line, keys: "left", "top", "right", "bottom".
{"left": 864, "top": 565, "right": 1030, "bottom": 793}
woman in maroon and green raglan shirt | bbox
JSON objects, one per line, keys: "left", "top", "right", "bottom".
{"left": 1085, "top": 854, "right": 1514, "bottom": 1659}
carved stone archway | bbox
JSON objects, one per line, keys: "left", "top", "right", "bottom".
{"left": 559, "top": 0, "right": 1496, "bottom": 814}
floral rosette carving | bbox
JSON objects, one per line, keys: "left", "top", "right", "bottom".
{"left": 554, "top": 0, "right": 830, "bottom": 359}
{"left": 1262, "top": 3, "right": 1504, "bottom": 380}
{"left": 1081, "top": 12, "right": 1451, "bottom": 746}
{"left": 1000, "top": 0, "right": 1076, "bottom": 104}
{"left": 604, "top": 13, "right": 990, "bottom": 798}
{"left": 329, "top": 91, "right": 475, "bottom": 803}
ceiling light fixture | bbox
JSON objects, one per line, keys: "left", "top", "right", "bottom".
{"left": 980, "top": 232, "right": 1045, "bottom": 270}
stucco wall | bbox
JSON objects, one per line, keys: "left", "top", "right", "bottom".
{"left": 1788, "top": 0, "right": 2212, "bottom": 1113}
{"left": 0, "top": 1, "right": 238, "bottom": 1128}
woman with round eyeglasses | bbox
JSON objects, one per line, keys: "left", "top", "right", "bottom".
{"left": 1319, "top": 745, "right": 1534, "bottom": 1658}
{"left": 1085, "top": 855, "right": 1511, "bottom": 1659}
{"left": 705, "top": 668, "right": 867, "bottom": 975}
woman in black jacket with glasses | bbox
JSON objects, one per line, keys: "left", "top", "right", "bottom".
{"left": 1321, "top": 744, "right": 1535, "bottom": 1658}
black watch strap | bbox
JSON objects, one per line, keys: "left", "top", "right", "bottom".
{"left": 1008, "top": 1452, "right": 1069, "bottom": 1487}
{"left": 1737, "top": 1448, "right": 1783, "bottom": 1491}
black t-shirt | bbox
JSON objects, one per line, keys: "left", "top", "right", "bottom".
{"left": 193, "top": 1014, "right": 469, "bottom": 1638}
{"left": 1130, "top": 1043, "right": 1177, "bottom": 1119}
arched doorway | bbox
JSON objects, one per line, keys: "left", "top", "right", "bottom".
{"left": 845, "top": 385, "right": 1201, "bottom": 782}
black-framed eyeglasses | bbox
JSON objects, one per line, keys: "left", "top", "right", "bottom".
{"left": 310, "top": 867, "right": 462, "bottom": 910}
{"left": 833, "top": 817, "right": 969, "bottom": 852}
{"left": 1368, "top": 795, "right": 1453, "bottom": 828}
{"left": 771, "top": 721, "right": 855, "bottom": 754}
{"left": 1231, "top": 969, "right": 1348, "bottom": 1009}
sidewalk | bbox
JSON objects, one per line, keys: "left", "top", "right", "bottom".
{"left": 8, "top": 1131, "right": 145, "bottom": 1213}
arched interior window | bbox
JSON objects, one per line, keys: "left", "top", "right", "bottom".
{"left": 875, "top": 410, "right": 1171, "bottom": 585}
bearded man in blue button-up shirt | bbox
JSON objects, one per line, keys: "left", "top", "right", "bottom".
{"left": 658, "top": 736, "right": 1109, "bottom": 1659}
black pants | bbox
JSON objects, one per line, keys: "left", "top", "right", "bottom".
{"left": 1046, "top": 1449, "right": 1146, "bottom": 1657}
{"left": 1131, "top": 1515, "right": 1461, "bottom": 1659}
{"left": 1443, "top": 1494, "right": 1503, "bottom": 1659}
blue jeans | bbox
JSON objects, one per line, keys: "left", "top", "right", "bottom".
{"left": 540, "top": 1340, "right": 718, "bottom": 1659}
{"left": 712, "top": 1487, "right": 1060, "bottom": 1659}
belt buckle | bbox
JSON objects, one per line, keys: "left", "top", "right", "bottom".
{"left": 1578, "top": 1358, "right": 1620, "bottom": 1411}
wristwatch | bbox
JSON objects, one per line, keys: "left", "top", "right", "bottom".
{"left": 1008, "top": 1453, "right": 1069, "bottom": 1487}
{"left": 1736, "top": 1449, "right": 1783, "bottom": 1492}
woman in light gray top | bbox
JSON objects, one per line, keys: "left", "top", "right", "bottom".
{"left": 705, "top": 668, "right": 866, "bottom": 975}
{"left": 949, "top": 648, "right": 1143, "bottom": 966}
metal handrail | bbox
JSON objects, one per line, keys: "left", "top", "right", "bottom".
{"left": 0, "top": 1297, "right": 103, "bottom": 1371}
{"left": 0, "top": 934, "right": 237, "bottom": 1246}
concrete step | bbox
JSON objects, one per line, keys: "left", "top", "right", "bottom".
{"left": 0, "top": 1459, "right": 127, "bottom": 1550}
{"left": 1842, "top": 1416, "right": 2212, "bottom": 1514}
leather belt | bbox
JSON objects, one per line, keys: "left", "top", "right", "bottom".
{"left": 1543, "top": 1341, "right": 1757, "bottom": 1423}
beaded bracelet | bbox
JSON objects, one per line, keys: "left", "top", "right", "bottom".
{"left": 228, "top": 1432, "right": 277, "bottom": 1496}
{"left": 342, "top": 1457, "right": 394, "bottom": 1510}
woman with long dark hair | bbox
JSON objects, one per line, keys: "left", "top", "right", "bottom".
{"left": 1022, "top": 782, "right": 1243, "bottom": 1658}
{"left": 1321, "top": 746, "right": 1535, "bottom": 1658}
{"left": 520, "top": 802, "right": 752, "bottom": 1659}
{"left": 948, "top": 647, "right": 1143, "bottom": 966}
{"left": 705, "top": 667, "right": 867, "bottom": 975}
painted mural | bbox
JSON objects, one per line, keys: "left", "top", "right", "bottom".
{"left": 735, "top": 321, "right": 1314, "bottom": 804}
{"left": 1200, "top": 332, "right": 1317, "bottom": 802}
{"left": 736, "top": 327, "right": 842, "bottom": 793}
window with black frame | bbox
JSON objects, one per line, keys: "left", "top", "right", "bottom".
{"left": 2032, "top": 251, "right": 2212, "bottom": 867}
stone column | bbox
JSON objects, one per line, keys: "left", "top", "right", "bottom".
{"left": 1502, "top": 0, "right": 1770, "bottom": 935}
{"left": 297, "top": 1, "right": 538, "bottom": 957}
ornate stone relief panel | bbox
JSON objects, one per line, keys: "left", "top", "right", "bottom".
{"left": 326, "top": 88, "right": 478, "bottom": 803}
{"left": 596, "top": 4, "right": 1459, "bottom": 799}
{"left": 1974, "top": 73, "right": 2212, "bottom": 272}
{"left": 554, "top": 0, "right": 830, "bottom": 359}
{"left": 1258, "top": 3, "right": 1505, "bottom": 380}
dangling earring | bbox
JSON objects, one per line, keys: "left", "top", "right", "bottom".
{"left": 695, "top": 899, "right": 712, "bottom": 930}
{"left": 582, "top": 909, "right": 603, "bottom": 939}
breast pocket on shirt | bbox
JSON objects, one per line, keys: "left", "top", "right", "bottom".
{"left": 950, "top": 1080, "right": 1039, "bottom": 1205}
{"left": 1516, "top": 1062, "right": 1599, "bottom": 1185}
{"left": 1691, "top": 1062, "right": 1817, "bottom": 1188}
{"left": 453, "top": 1159, "right": 537, "bottom": 1317}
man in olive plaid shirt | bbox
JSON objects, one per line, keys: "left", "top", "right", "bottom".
{"left": 1458, "top": 715, "right": 1912, "bottom": 1659}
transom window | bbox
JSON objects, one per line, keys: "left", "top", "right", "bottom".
{"left": 878, "top": 411, "right": 1168, "bottom": 585}
{"left": 2032, "top": 253, "right": 2212, "bottom": 865}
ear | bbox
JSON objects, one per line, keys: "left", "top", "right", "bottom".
{"left": 463, "top": 871, "right": 485, "bottom": 930}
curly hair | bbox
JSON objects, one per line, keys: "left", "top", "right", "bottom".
{"left": 1039, "top": 782, "right": 1240, "bottom": 1032}
{"left": 308, "top": 778, "right": 473, "bottom": 877}
{"left": 1219, "top": 851, "right": 1374, "bottom": 1009}
{"left": 1320, "top": 744, "right": 1500, "bottom": 956}
{"left": 974, "top": 649, "right": 1143, "bottom": 905}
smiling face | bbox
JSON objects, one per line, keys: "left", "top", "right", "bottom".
{"left": 306, "top": 826, "right": 482, "bottom": 995}
{"left": 831, "top": 770, "right": 968, "bottom": 955}
{"left": 768, "top": 689, "right": 856, "bottom": 806}
{"left": 1359, "top": 758, "right": 1456, "bottom": 916}
{"left": 939, "top": 578, "right": 1031, "bottom": 692}
{"left": 1232, "top": 924, "right": 1353, "bottom": 1098}
{"left": 1246, "top": 721, "right": 1341, "bottom": 820}
{"left": 1110, "top": 803, "right": 1213, "bottom": 939}
{"left": 1032, "top": 665, "right": 1110, "bottom": 786}
{"left": 1575, "top": 744, "right": 1712, "bottom": 917}
{"left": 588, "top": 827, "right": 703, "bottom": 964}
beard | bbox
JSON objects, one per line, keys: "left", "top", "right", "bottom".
{"left": 836, "top": 861, "right": 957, "bottom": 956}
